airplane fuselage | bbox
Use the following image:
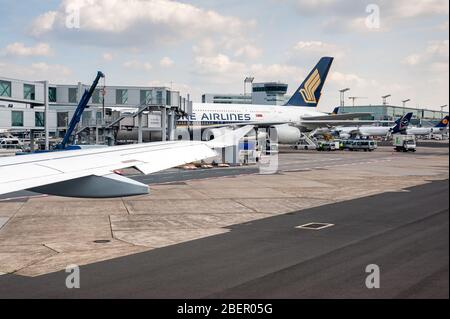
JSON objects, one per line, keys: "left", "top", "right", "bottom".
{"left": 179, "top": 103, "right": 326, "bottom": 127}
{"left": 407, "top": 127, "right": 445, "bottom": 136}
{"left": 337, "top": 126, "right": 392, "bottom": 137}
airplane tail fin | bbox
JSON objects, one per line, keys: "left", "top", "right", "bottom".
{"left": 331, "top": 107, "right": 340, "bottom": 115}
{"left": 434, "top": 115, "right": 449, "bottom": 128}
{"left": 392, "top": 112, "right": 413, "bottom": 134}
{"left": 285, "top": 56, "right": 334, "bottom": 107}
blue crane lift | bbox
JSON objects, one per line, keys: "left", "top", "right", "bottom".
{"left": 54, "top": 71, "right": 105, "bottom": 150}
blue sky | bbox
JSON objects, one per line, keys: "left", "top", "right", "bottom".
{"left": 0, "top": 0, "right": 448, "bottom": 111}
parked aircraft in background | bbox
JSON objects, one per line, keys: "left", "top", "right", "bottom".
{"left": 407, "top": 116, "right": 449, "bottom": 136}
{"left": 333, "top": 113, "right": 413, "bottom": 139}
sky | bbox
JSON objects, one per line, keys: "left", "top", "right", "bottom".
{"left": 0, "top": 0, "right": 448, "bottom": 112}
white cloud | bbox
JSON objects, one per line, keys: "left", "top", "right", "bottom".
{"left": 290, "top": 0, "right": 448, "bottom": 17}
{"left": 123, "top": 60, "right": 152, "bottom": 71}
{"left": 426, "top": 40, "right": 450, "bottom": 57}
{"left": 0, "top": 61, "right": 73, "bottom": 83}
{"left": 329, "top": 71, "right": 371, "bottom": 88}
{"left": 403, "top": 54, "right": 421, "bottom": 66}
{"left": 438, "top": 20, "right": 449, "bottom": 31}
{"left": 194, "top": 54, "right": 245, "bottom": 76}
{"left": 390, "top": 0, "right": 449, "bottom": 18}
{"left": 30, "top": 0, "right": 250, "bottom": 47}
{"left": 159, "top": 57, "right": 174, "bottom": 67}
{"left": 250, "top": 64, "right": 304, "bottom": 83}
{"left": 192, "top": 38, "right": 217, "bottom": 56}
{"left": 286, "top": 0, "right": 449, "bottom": 32}
{"left": 292, "top": 41, "right": 344, "bottom": 57}
{"left": 403, "top": 40, "right": 449, "bottom": 71}
{"left": 30, "top": 62, "right": 71, "bottom": 75}
{"left": 193, "top": 36, "right": 262, "bottom": 62}
{"left": 30, "top": 11, "right": 57, "bottom": 36}
{"left": 4, "top": 42, "right": 53, "bottom": 57}
{"left": 234, "top": 44, "right": 263, "bottom": 59}
{"left": 102, "top": 52, "right": 114, "bottom": 61}
{"left": 193, "top": 52, "right": 304, "bottom": 87}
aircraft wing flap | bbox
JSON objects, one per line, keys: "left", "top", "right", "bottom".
{"left": 135, "top": 125, "right": 255, "bottom": 174}
{"left": 134, "top": 144, "right": 217, "bottom": 175}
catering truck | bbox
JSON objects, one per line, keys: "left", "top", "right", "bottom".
{"left": 393, "top": 134, "right": 416, "bottom": 152}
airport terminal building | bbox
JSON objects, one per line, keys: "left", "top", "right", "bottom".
{"left": 0, "top": 75, "right": 191, "bottom": 145}
{"left": 202, "top": 82, "right": 289, "bottom": 106}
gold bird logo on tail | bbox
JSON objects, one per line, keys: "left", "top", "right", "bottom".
{"left": 300, "top": 69, "right": 321, "bottom": 104}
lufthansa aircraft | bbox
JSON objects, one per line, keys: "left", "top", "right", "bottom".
{"left": 334, "top": 113, "right": 413, "bottom": 138}
{"left": 407, "top": 115, "right": 449, "bottom": 136}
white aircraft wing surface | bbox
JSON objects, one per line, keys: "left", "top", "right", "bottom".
{"left": 0, "top": 125, "right": 253, "bottom": 198}
{"left": 302, "top": 113, "right": 371, "bottom": 121}
{"left": 300, "top": 120, "right": 392, "bottom": 129}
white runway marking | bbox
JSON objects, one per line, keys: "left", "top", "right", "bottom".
{"left": 0, "top": 217, "right": 9, "bottom": 230}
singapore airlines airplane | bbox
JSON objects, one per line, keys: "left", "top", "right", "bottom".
{"left": 177, "top": 57, "right": 370, "bottom": 144}
{"left": 0, "top": 125, "right": 254, "bottom": 198}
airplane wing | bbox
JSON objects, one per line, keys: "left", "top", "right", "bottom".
{"left": 301, "top": 120, "right": 390, "bottom": 126}
{"left": 0, "top": 125, "right": 254, "bottom": 198}
{"left": 300, "top": 113, "right": 392, "bottom": 129}
{"left": 301, "top": 113, "right": 371, "bottom": 121}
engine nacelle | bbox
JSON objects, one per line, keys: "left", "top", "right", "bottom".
{"left": 175, "top": 127, "right": 190, "bottom": 140}
{"left": 29, "top": 174, "right": 149, "bottom": 198}
{"left": 203, "top": 127, "right": 235, "bottom": 141}
{"left": 271, "top": 124, "right": 301, "bottom": 144}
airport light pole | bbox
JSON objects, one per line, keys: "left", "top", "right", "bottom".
{"left": 348, "top": 96, "right": 367, "bottom": 107}
{"left": 382, "top": 94, "right": 391, "bottom": 106}
{"left": 402, "top": 99, "right": 411, "bottom": 115}
{"left": 438, "top": 104, "right": 448, "bottom": 118}
{"left": 339, "top": 88, "right": 350, "bottom": 107}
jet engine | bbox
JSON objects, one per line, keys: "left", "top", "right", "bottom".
{"left": 270, "top": 124, "right": 301, "bottom": 144}
{"left": 175, "top": 127, "right": 190, "bottom": 140}
{"left": 203, "top": 127, "right": 236, "bottom": 141}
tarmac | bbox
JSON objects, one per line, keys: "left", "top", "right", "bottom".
{"left": 0, "top": 145, "right": 448, "bottom": 298}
